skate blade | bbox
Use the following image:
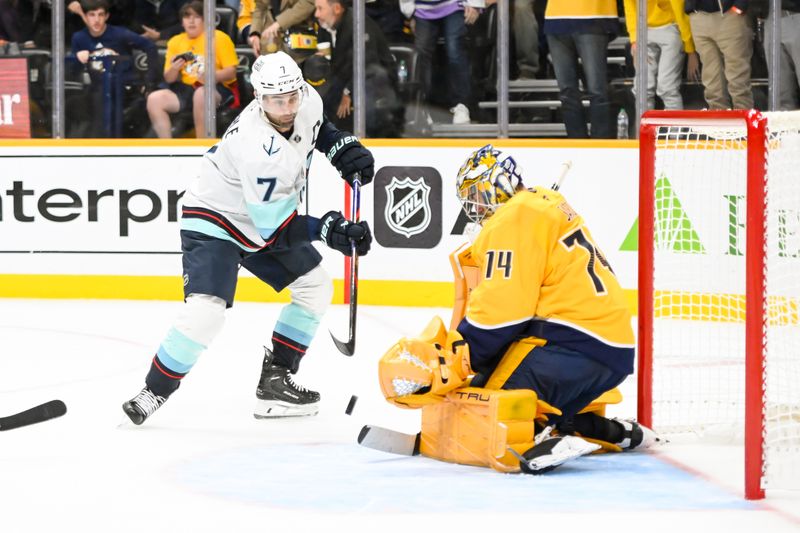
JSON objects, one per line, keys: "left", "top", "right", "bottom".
{"left": 253, "top": 399, "right": 319, "bottom": 419}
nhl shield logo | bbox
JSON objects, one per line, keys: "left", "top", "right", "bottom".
{"left": 384, "top": 176, "right": 431, "bottom": 238}
{"left": 375, "top": 166, "right": 442, "bottom": 249}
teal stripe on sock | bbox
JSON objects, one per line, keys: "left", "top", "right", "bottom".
{"left": 158, "top": 327, "right": 207, "bottom": 373}
{"left": 273, "top": 304, "right": 321, "bottom": 346}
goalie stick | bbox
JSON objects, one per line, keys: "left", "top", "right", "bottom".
{"left": 0, "top": 400, "right": 67, "bottom": 431}
{"left": 357, "top": 425, "right": 421, "bottom": 456}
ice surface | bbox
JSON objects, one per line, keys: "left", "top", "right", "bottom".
{"left": 0, "top": 299, "right": 798, "bottom": 532}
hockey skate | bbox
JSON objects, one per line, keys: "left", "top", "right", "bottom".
{"left": 515, "top": 426, "right": 601, "bottom": 475}
{"left": 122, "top": 387, "right": 167, "bottom": 425}
{"left": 614, "top": 419, "right": 662, "bottom": 450}
{"left": 254, "top": 348, "right": 320, "bottom": 418}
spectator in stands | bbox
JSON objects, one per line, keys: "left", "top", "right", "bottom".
{"left": 237, "top": 0, "right": 254, "bottom": 43}
{"left": 623, "top": 0, "right": 700, "bottom": 110}
{"left": 71, "top": 0, "right": 159, "bottom": 136}
{"left": 0, "top": 0, "right": 24, "bottom": 45}
{"left": 131, "top": 0, "right": 190, "bottom": 43}
{"left": 513, "top": 0, "right": 538, "bottom": 79}
{"left": 314, "top": 0, "right": 402, "bottom": 136}
{"left": 367, "top": 0, "right": 410, "bottom": 44}
{"left": 146, "top": 0, "right": 238, "bottom": 137}
{"left": 764, "top": 0, "right": 800, "bottom": 110}
{"left": 248, "top": 0, "right": 315, "bottom": 56}
{"left": 402, "top": 0, "right": 485, "bottom": 125}
{"left": 544, "top": 0, "right": 618, "bottom": 138}
{"left": 685, "top": 0, "right": 753, "bottom": 110}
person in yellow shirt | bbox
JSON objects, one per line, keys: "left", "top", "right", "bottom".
{"left": 623, "top": 0, "right": 700, "bottom": 109}
{"left": 377, "top": 145, "right": 658, "bottom": 473}
{"left": 146, "top": 0, "right": 238, "bottom": 138}
{"left": 237, "top": 0, "right": 255, "bottom": 44}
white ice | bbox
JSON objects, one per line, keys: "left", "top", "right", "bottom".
{"left": 1, "top": 298, "right": 799, "bottom": 532}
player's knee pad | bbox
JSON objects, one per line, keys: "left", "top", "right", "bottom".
{"left": 287, "top": 265, "right": 333, "bottom": 317}
{"left": 174, "top": 293, "right": 227, "bottom": 347}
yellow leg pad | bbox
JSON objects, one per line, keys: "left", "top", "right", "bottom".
{"left": 420, "top": 388, "right": 539, "bottom": 473}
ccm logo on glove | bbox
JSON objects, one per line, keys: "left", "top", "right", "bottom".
{"left": 319, "top": 211, "right": 372, "bottom": 256}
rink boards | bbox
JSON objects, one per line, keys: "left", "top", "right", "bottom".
{"left": 0, "top": 139, "right": 640, "bottom": 309}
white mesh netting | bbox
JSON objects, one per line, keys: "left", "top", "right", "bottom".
{"left": 648, "top": 111, "right": 800, "bottom": 491}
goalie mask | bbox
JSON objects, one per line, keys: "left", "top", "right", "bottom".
{"left": 456, "top": 144, "right": 523, "bottom": 224}
{"left": 250, "top": 51, "right": 306, "bottom": 130}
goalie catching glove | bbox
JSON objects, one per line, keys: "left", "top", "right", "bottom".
{"left": 318, "top": 211, "right": 372, "bottom": 256}
{"left": 326, "top": 134, "right": 374, "bottom": 186}
{"left": 379, "top": 325, "right": 472, "bottom": 409}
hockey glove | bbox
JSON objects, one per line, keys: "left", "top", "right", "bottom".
{"left": 326, "top": 135, "right": 375, "bottom": 186}
{"left": 318, "top": 211, "right": 372, "bottom": 256}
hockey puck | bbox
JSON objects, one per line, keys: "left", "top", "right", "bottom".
{"left": 345, "top": 395, "right": 358, "bottom": 415}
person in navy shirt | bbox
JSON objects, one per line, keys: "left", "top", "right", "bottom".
{"left": 71, "top": 0, "right": 159, "bottom": 136}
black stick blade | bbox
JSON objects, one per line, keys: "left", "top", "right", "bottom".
{"left": 0, "top": 400, "right": 67, "bottom": 431}
{"left": 330, "top": 330, "right": 355, "bottom": 356}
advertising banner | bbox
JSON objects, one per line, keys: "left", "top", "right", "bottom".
{"left": 0, "top": 141, "right": 640, "bottom": 302}
{"left": 0, "top": 58, "right": 31, "bottom": 139}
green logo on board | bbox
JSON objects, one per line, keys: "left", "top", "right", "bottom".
{"left": 620, "top": 174, "right": 706, "bottom": 253}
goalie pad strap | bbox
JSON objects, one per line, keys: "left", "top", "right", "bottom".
{"left": 483, "top": 337, "right": 546, "bottom": 389}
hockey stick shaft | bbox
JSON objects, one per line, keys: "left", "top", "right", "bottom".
{"left": 0, "top": 400, "right": 67, "bottom": 431}
{"left": 551, "top": 161, "right": 572, "bottom": 191}
{"left": 331, "top": 176, "right": 361, "bottom": 356}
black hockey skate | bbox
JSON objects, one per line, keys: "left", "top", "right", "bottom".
{"left": 614, "top": 419, "right": 662, "bottom": 450}
{"left": 254, "top": 348, "right": 320, "bottom": 418}
{"left": 122, "top": 387, "right": 167, "bottom": 425}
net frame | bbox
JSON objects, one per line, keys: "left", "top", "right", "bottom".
{"left": 637, "top": 110, "right": 779, "bottom": 500}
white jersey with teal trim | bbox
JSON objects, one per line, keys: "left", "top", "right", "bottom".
{"left": 181, "top": 83, "right": 324, "bottom": 251}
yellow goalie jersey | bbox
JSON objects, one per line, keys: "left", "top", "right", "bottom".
{"left": 456, "top": 188, "right": 635, "bottom": 377}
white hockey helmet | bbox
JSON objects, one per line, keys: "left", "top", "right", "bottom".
{"left": 251, "top": 52, "right": 306, "bottom": 128}
{"left": 456, "top": 144, "right": 523, "bottom": 224}
{"left": 250, "top": 51, "right": 305, "bottom": 99}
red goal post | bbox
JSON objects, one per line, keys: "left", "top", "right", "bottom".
{"left": 637, "top": 110, "right": 800, "bottom": 500}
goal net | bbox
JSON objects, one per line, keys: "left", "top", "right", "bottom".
{"left": 637, "top": 110, "right": 800, "bottom": 500}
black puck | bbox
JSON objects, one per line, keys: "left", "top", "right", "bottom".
{"left": 345, "top": 395, "right": 358, "bottom": 415}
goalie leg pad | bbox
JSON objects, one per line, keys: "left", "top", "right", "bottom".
{"left": 419, "top": 388, "right": 539, "bottom": 472}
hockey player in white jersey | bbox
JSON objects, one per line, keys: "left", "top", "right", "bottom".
{"left": 123, "top": 51, "right": 374, "bottom": 424}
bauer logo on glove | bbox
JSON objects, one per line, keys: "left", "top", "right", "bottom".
{"left": 326, "top": 133, "right": 375, "bottom": 185}
{"left": 318, "top": 211, "right": 372, "bottom": 256}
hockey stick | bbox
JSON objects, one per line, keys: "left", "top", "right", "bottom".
{"left": 358, "top": 424, "right": 421, "bottom": 456}
{"left": 0, "top": 400, "right": 67, "bottom": 431}
{"left": 330, "top": 176, "right": 361, "bottom": 356}
{"left": 550, "top": 161, "right": 572, "bottom": 191}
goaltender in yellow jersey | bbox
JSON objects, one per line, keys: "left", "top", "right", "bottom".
{"left": 461, "top": 184, "right": 635, "bottom": 380}
{"left": 374, "top": 145, "right": 658, "bottom": 475}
